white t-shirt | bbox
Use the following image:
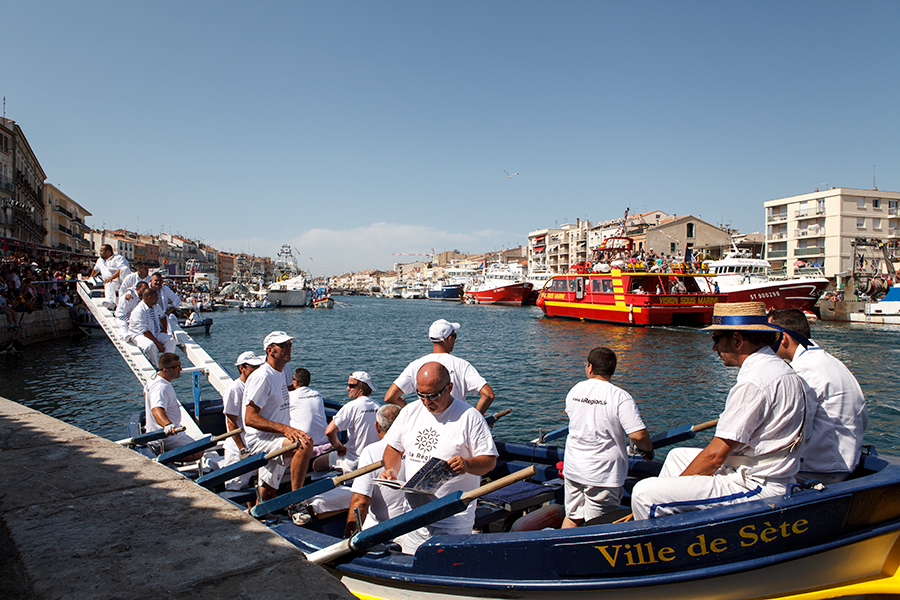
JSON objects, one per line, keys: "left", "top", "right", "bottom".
{"left": 350, "top": 438, "right": 410, "bottom": 529}
{"left": 144, "top": 376, "right": 182, "bottom": 433}
{"left": 715, "top": 346, "right": 816, "bottom": 481}
{"left": 393, "top": 353, "right": 487, "bottom": 404}
{"left": 331, "top": 396, "right": 381, "bottom": 461}
{"left": 115, "top": 287, "right": 142, "bottom": 324}
{"left": 242, "top": 362, "right": 291, "bottom": 446}
{"left": 792, "top": 343, "right": 868, "bottom": 473}
{"left": 289, "top": 386, "right": 328, "bottom": 446}
{"left": 129, "top": 301, "right": 161, "bottom": 338}
{"left": 120, "top": 272, "right": 150, "bottom": 293}
{"left": 222, "top": 377, "right": 247, "bottom": 453}
{"left": 563, "top": 378, "right": 646, "bottom": 487}
{"left": 383, "top": 398, "right": 498, "bottom": 529}
{"left": 155, "top": 284, "right": 181, "bottom": 313}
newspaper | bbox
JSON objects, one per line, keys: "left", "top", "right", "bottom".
{"left": 374, "top": 457, "right": 457, "bottom": 494}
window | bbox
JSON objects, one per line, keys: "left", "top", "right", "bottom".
{"left": 816, "top": 198, "right": 825, "bottom": 214}
{"left": 686, "top": 223, "right": 695, "bottom": 238}
{"left": 874, "top": 198, "right": 881, "bottom": 208}
{"left": 670, "top": 243, "right": 676, "bottom": 253}
{"left": 857, "top": 217, "right": 866, "bottom": 228}
{"left": 873, "top": 218, "right": 882, "bottom": 230}
{"left": 857, "top": 198, "right": 866, "bottom": 209}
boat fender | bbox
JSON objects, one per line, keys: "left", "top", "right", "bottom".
{"left": 628, "top": 304, "right": 634, "bottom": 323}
{"left": 510, "top": 503, "right": 565, "bottom": 532}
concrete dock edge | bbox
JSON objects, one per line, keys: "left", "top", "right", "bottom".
{"left": 0, "top": 397, "right": 356, "bottom": 600}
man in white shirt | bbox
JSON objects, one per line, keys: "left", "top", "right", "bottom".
{"left": 289, "top": 368, "right": 331, "bottom": 458}
{"left": 345, "top": 404, "right": 413, "bottom": 539}
{"left": 144, "top": 353, "right": 202, "bottom": 458}
{"left": 242, "top": 331, "right": 313, "bottom": 502}
{"left": 128, "top": 288, "right": 177, "bottom": 368}
{"left": 631, "top": 302, "right": 816, "bottom": 520}
{"left": 321, "top": 371, "right": 381, "bottom": 473}
{"left": 115, "top": 281, "right": 148, "bottom": 340}
{"left": 120, "top": 261, "right": 151, "bottom": 295}
{"left": 381, "top": 362, "right": 498, "bottom": 552}
{"left": 768, "top": 309, "right": 867, "bottom": 483}
{"left": 384, "top": 319, "right": 495, "bottom": 415}
{"left": 149, "top": 271, "right": 181, "bottom": 333}
{"left": 562, "top": 347, "right": 653, "bottom": 528}
{"left": 89, "top": 244, "right": 131, "bottom": 309}
{"left": 221, "top": 350, "right": 265, "bottom": 490}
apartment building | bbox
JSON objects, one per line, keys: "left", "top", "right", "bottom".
{"left": 0, "top": 118, "right": 46, "bottom": 245}
{"left": 43, "top": 184, "right": 92, "bottom": 256}
{"left": 528, "top": 219, "right": 593, "bottom": 274}
{"left": 764, "top": 187, "right": 900, "bottom": 278}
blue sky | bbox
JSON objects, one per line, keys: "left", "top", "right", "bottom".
{"left": 6, "top": 2, "right": 899, "bottom": 275}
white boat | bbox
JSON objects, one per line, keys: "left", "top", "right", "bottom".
{"left": 401, "top": 281, "right": 427, "bottom": 299}
{"left": 524, "top": 267, "right": 554, "bottom": 305}
{"left": 389, "top": 280, "right": 407, "bottom": 299}
{"left": 850, "top": 284, "right": 900, "bottom": 324}
{"left": 700, "top": 251, "right": 829, "bottom": 311}
{"left": 265, "top": 245, "right": 312, "bottom": 307}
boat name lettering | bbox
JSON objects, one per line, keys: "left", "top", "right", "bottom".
{"left": 658, "top": 297, "right": 719, "bottom": 305}
{"left": 739, "top": 519, "right": 808, "bottom": 546}
{"left": 749, "top": 291, "right": 781, "bottom": 300}
{"left": 544, "top": 293, "right": 567, "bottom": 300}
{"left": 571, "top": 397, "right": 607, "bottom": 406}
{"left": 594, "top": 522, "right": 810, "bottom": 567}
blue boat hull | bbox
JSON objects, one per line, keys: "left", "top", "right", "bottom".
{"left": 427, "top": 285, "right": 462, "bottom": 300}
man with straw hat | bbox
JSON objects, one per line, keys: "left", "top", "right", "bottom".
{"left": 631, "top": 302, "right": 816, "bottom": 520}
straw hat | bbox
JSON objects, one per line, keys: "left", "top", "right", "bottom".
{"left": 700, "top": 302, "right": 781, "bottom": 332}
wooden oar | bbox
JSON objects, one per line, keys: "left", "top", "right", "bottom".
{"left": 485, "top": 408, "right": 512, "bottom": 426}
{"left": 649, "top": 419, "right": 719, "bottom": 449}
{"left": 195, "top": 441, "right": 301, "bottom": 489}
{"left": 250, "top": 461, "right": 384, "bottom": 518}
{"left": 156, "top": 428, "right": 242, "bottom": 465}
{"left": 531, "top": 424, "right": 568, "bottom": 444}
{"left": 306, "top": 465, "right": 537, "bottom": 565}
{"left": 115, "top": 426, "right": 185, "bottom": 446}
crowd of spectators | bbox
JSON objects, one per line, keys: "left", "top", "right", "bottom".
{"left": 1, "top": 254, "right": 95, "bottom": 329}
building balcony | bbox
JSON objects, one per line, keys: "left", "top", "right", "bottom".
{"left": 767, "top": 233, "right": 787, "bottom": 241}
{"left": 797, "top": 228, "right": 825, "bottom": 237}
{"left": 795, "top": 247, "right": 825, "bottom": 256}
{"left": 890, "top": 208, "right": 898, "bottom": 216}
{"left": 768, "top": 214, "right": 787, "bottom": 222}
{"left": 794, "top": 210, "right": 809, "bottom": 218}
{"left": 53, "top": 205, "right": 73, "bottom": 219}
{"left": 768, "top": 250, "right": 788, "bottom": 258}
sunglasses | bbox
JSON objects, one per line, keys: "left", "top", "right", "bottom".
{"left": 274, "top": 341, "right": 292, "bottom": 349}
{"left": 711, "top": 333, "right": 730, "bottom": 344}
{"left": 416, "top": 383, "right": 448, "bottom": 402}
{"left": 347, "top": 382, "right": 359, "bottom": 389}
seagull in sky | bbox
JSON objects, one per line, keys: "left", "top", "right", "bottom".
{"left": 503, "top": 170, "right": 519, "bottom": 178}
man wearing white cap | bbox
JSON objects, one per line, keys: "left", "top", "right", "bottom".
{"left": 242, "top": 331, "right": 314, "bottom": 501}
{"left": 631, "top": 302, "right": 816, "bottom": 520}
{"left": 221, "top": 350, "right": 265, "bottom": 490}
{"left": 319, "top": 371, "right": 381, "bottom": 473}
{"left": 384, "top": 319, "right": 495, "bottom": 415}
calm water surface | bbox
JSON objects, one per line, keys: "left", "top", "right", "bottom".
{"left": 1, "top": 296, "right": 897, "bottom": 454}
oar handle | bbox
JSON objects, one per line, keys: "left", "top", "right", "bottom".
{"left": 461, "top": 465, "right": 537, "bottom": 503}
{"left": 333, "top": 460, "right": 384, "bottom": 486}
{"left": 692, "top": 419, "right": 719, "bottom": 433}
{"left": 486, "top": 408, "right": 512, "bottom": 426}
{"left": 212, "top": 428, "right": 243, "bottom": 443}
{"left": 263, "top": 440, "right": 301, "bottom": 460}
{"left": 115, "top": 426, "right": 185, "bottom": 445}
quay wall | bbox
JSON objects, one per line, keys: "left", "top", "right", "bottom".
{"left": 0, "top": 397, "right": 355, "bottom": 600}
{"left": 0, "top": 307, "right": 76, "bottom": 348}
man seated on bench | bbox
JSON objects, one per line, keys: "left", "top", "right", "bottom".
{"left": 128, "top": 287, "right": 176, "bottom": 368}
{"left": 144, "top": 352, "right": 203, "bottom": 459}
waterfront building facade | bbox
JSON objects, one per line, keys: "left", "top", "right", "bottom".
{"left": 0, "top": 118, "right": 46, "bottom": 245}
{"left": 43, "top": 184, "right": 92, "bottom": 256}
{"left": 764, "top": 187, "right": 900, "bottom": 278}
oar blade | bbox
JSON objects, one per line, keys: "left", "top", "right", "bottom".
{"left": 156, "top": 434, "right": 214, "bottom": 464}
{"left": 249, "top": 476, "right": 336, "bottom": 518}
{"left": 649, "top": 424, "right": 695, "bottom": 448}
{"left": 195, "top": 452, "right": 267, "bottom": 489}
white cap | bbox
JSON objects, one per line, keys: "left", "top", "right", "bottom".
{"left": 263, "top": 330, "right": 295, "bottom": 350}
{"left": 429, "top": 319, "right": 460, "bottom": 342}
{"left": 235, "top": 351, "right": 265, "bottom": 367}
{"left": 349, "top": 371, "right": 376, "bottom": 393}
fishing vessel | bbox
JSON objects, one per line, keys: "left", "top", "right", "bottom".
{"left": 848, "top": 284, "right": 900, "bottom": 324}
{"left": 699, "top": 250, "right": 829, "bottom": 311}
{"left": 311, "top": 286, "right": 335, "bottom": 309}
{"left": 464, "top": 262, "right": 533, "bottom": 306}
{"left": 265, "top": 245, "right": 312, "bottom": 307}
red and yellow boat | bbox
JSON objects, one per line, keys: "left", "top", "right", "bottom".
{"left": 537, "top": 267, "right": 727, "bottom": 326}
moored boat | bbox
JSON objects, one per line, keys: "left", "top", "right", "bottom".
{"left": 464, "top": 262, "right": 533, "bottom": 306}
{"left": 699, "top": 251, "right": 829, "bottom": 311}
{"left": 849, "top": 284, "right": 900, "bottom": 324}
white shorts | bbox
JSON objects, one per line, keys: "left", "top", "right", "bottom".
{"left": 246, "top": 436, "right": 289, "bottom": 490}
{"left": 564, "top": 478, "right": 623, "bottom": 521}
{"left": 222, "top": 445, "right": 255, "bottom": 491}
{"left": 328, "top": 451, "right": 359, "bottom": 474}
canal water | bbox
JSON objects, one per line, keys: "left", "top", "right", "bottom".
{"left": 1, "top": 296, "right": 897, "bottom": 455}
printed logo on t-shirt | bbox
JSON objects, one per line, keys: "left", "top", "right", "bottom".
{"left": 572, "top": 396, "right": 607, "bottom": 406}
{"left": 415, "top": 427, "right": 439, "bottom": 453}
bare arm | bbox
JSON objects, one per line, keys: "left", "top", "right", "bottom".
{"left": 474, "top": 383, "right": 495, "bottom": 415}
{"left": 224, "top": 413, "right": 245, "bottom": 451}
{"left": 680, "top": 437, "right": 741, "bottom": 476}
{"left": 244, "top": 401, "right": 310, "bottom": 445}
{"left": 446, "top": 454, "right": 497, "bottom": 476}
{"left": 345, "top": 493, "right": 372, "bottom": 538}
{"left": 324, "top": 421, "right": 346, "bottom": 455}
{"left": 627, "top": 428, "right": 654, "bottom": 456}
{"left": 383, "top": 383, "right": 407, "bottom": 408}
{"left": 380, "top": 444, "right": 403, "bottom": 480}
{"left": 151, "top": 406, "right": 171, "bottom": 428}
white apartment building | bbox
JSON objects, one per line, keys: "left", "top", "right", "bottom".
{"left": 43, "top": 184, "right": 92, "bottom": 256}
{"left": 528, "top": 219, "right": 593, "bottom": 274}
{"left": 764, "top": 187, "right": 900, "bottom": 278}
